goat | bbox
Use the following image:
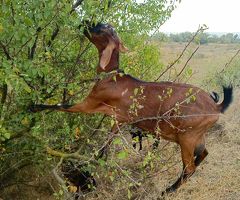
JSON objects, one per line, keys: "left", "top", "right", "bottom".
{"left": 130, "top": 126, "right": 144, "bottom": 151}
{"left": 130, "top": 126, "right": 159, "bottom": 151}
{"left": 30, "top": 22, "right": 233, "bottom": 194}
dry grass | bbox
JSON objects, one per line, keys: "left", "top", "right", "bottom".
{"left": 159, "top": 42, "right": 240, "bottom": 85}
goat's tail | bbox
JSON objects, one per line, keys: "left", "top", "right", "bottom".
{"left": 217, "top": 85, "right": 233, "bottom": 113}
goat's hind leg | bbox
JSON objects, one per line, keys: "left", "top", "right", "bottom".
{"left": 163, "top": 138, "right": 196, "bottom": 194}
{"left": 194, "top": 144, "right": 208, "bottom": 166}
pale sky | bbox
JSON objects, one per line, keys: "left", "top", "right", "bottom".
{"left": 160, "top": 0, "right": 240, "bottom": 33}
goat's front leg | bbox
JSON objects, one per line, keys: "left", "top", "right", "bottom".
{"left": 29, "top": 97, "right": 99, "bottom": 114}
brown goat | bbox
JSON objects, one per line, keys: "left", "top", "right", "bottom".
{"left": 31, "top": 23, "right": 233, "bottom": 194}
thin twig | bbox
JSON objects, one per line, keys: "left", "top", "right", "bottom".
{"left": 52, "top": 158, "right": 73, "bottom": 199}
{"left": 201, "top": 48, "right": 240, "bottom": 87}
{"left": 173, "top": 45, "right": 200, "bottom": 82}
{"left": 155, "top": 25, "right": 207, "bottom": 81}
{"left": 0, "top": 41, "right": 12, "bottom": 60}
{"left": 219, "top": 48, "right": 240, "bottom": 73}
{"left": 70, "top": 0, "right": 84, "bottom": 14}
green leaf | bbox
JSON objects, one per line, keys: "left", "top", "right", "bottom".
{"left": 4, "top": 132, "right": 10, "bottom": 139}
{"left": 113, "top": 137, "right": 123, "bottom": 145}
{"left": 113, "top": 75, "right": 117, "bottom": 82}
{"left": 134, "top": 88, "right": 138, "bottom": 96}
{"left": 98, "top": 159, "right": 106, "bottom": 167}
{"left": 109, "top": 175, "right": 114, "bottom": 182}
{"left": 24, "top": 17, "right": 33, "bottom": 26}
{"left": 117, "top": 150, "right": 128, "bottom": 159}
{"left": 110, "top": 119, "right": 115, "bottom": 127}
{"left": 128, "top": 189, "right": 132, "bottom": 200}
{"left": 23, "top": 84, "right": 32, "bottom": 93}
{"left": 59, "top": 189, "right": 64, "bottom": 196}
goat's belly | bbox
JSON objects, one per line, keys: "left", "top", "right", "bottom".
{"left": 134, "top": 119, "right": 179, "bottom": 142}
{"left": 133, "top": 114, "right": 219, "bottom": 143}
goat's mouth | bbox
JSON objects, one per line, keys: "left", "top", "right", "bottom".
{"left": 83, "top": 21, "right": 115, "bottom": 37}
{"left": 83, "top": 22, "right": 105, "bottom": 35}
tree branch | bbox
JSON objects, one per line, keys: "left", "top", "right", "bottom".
{"left": 28, "top": 35, "right": 38, "bottom": 60}
{"left": 0, "top": 84, "right": 8, "bottom": 117}
{"left": 52, "top": 158, "right": 74, "bottom": 199}
{"left": 219, "top": 48, "right": 240, "bottom": 73}
{"left": 173, "top": 45, "right": 200, "bottom": 82}
{"left": 0, "top": 41, "right": 12, "bottom": 60}
{"left": 70, "top": 0, "right": 84, "bottom": 14}
{"left": 47, "top": 25, "right": 60, "bottom": 48}
{"left": 46, "top": 147, "right": 90, "bottom": 161}
{"left": 155, "top": 25, "right": 207, "bottom": 81}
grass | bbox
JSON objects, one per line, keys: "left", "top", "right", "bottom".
{"left": 158, "top": 42, "right": 240, "bottom": 85}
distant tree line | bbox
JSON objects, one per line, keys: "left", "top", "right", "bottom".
{"left": 154, "top": 32, "right": 240, "bottom": 44}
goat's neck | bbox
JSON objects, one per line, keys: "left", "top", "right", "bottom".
{"left": 97, "top": 49, "right": 119, "bottom": 74}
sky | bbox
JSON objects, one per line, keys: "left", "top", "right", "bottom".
{"left": 160, "top": 0, "right": 240, "bottom": 33}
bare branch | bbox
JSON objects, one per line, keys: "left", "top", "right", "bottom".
{"left": 46, "top": 146, "right": 97, "bottom": 165}
{"left": 0, "top": 84, "right": 8, "bottom": 117}
{"left": 28, "top": 35, "right": 38, "bottom": 60}
{"left": 90, "top": 115, "right": 107, "bottom": 137}
{"left": 0, "top": 41, "right": 12, "bottom": 60}
{"left": 47, "top": 25, "right": 60, "bottom": 48}
{"left": 173, "top": 45, "right": 200, "bottom": 82}
{"left": 70, "top": 0, "right": 84, "bottom": 14}
{"left": 52, "top": 158, "right": 73, "bottom": 199}
{"left": 155, "top": 25, "right": 207, "bottom": 81}
{"left": 219, "top": 48, "right": 240, "bottom": 73}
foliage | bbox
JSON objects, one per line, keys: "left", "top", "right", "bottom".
{"left": 154, "top": 31, "right": 240, "bottom": 44}
{"left": 0, "top": 0, "right": 179, "bottom": 198}
{"left": 205, "top": 61, "right": 240, "bottom": 89}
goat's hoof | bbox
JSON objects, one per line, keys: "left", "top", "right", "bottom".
{"left": 161, "top": 190, "right": 166, "bottom": 197}
{"left": 161, "top": 186, "right": 175, "bottom": 196}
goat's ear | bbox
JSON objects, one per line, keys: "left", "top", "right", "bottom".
{"left": 119, "top": 40, "right": 128, "bottom": 53}
{"left": 100, "top": 40, "right": 116, "bottom": 70}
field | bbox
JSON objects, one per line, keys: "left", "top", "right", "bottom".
{"left": 159, "top": 42, "right": 240, "bottom": 85}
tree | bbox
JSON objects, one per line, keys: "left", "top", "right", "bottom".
{"left": 0, "top": 0, "right": 179, "bottom": 198}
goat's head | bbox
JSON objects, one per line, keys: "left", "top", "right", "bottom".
{"left": 84, "top": 22, "right": 128, "bottom": 71}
